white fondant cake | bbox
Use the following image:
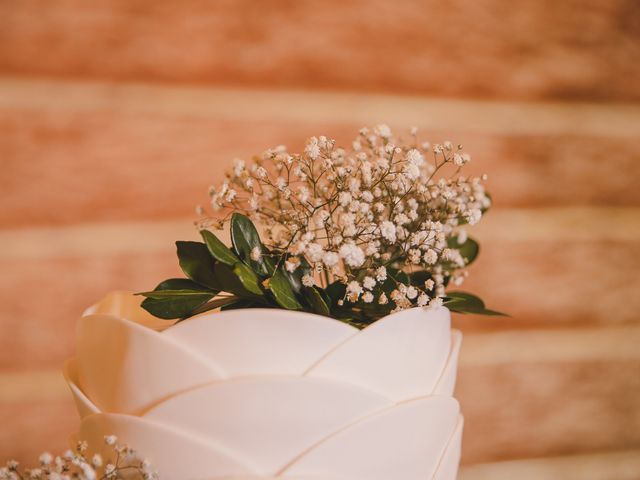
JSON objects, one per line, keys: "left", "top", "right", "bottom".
{"left": 67, "top": 292, "right": 463, "bottom": 480}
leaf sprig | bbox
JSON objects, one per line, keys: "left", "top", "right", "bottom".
{"left": 138, "top": 213, "right": 505, "bottom": 328}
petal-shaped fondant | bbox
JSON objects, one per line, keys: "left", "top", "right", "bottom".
{"left": 307, "top": 307, "right": 451, "bottom": 401}
{"left": 163, "top": 309, "right": 357, "bottom": 377}
{"left": 432, "top": 415, "right": 464, "bottom": 480}
{"left": 282, "top": 396, "right": 459, "bottom": 480}
{"left": 77, "top": 413, "right": 255, "bottom": 479}
{"left": 83, "top": 291, "right": 169, "bottom": 331}
{"left": 77, "top": 314, "right": 224, "bottom": 414}
{"left": 63, "top": 359, "right": 100, "bottom": 418}
{"left": 433, "top": 330, "right": 463, "bottom": 396}
{"left": 143, "top": 377, "right": 392, "bottom": 475}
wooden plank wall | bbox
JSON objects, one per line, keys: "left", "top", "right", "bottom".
{"left": 1, "top": 1, "right": 639, "bottom": 478}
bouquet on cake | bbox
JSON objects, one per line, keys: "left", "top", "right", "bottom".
{"left": 7, "top": 125, "right": 504, "bottom": 480}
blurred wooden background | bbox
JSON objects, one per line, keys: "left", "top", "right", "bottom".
{"left": 1, "top": 1, "right": 640, "bottom": 478}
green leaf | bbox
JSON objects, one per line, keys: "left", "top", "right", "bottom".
{"left": 233, "top": 262, "right": 263, "bottom": 296}
{"left": 200, "top": 230, "right": 239, "bottom": 266}
{"left": 325, "top": 281, "right": 346, "bottom": 308}
{"left": 138, "top": 278, "right": 216, "bottom": 319}
{"left": 139, "top": 278, "right": 211, "bottom": 294}
{"left": 444, "top": 291, "right": 484, "bottom": 308}
{"left": 444, "top": 291, "right": 508, "bottom": 316}
{"left": 409, "top": 270, "right": 433, "bottom": 286}
{"left": 220, "top": 298, "right": 266, "bottom": 311}
{"left": 302, "top": 286, "right": 331, "bottom": 316}
{"left": 176, "top": 241, "right": 220, "bottom": 290}
{"left": 230, "top": 213, "right": 270, "bottom": 276}
{"left": 270, "top": 267, "right": 303, "bottom": 310}
{"left": 448, "top": 236, "right": 480, "bottom": 265}
{"left": 282, "top": 256, "right": 312, "bottom": 294}
{"left": 213, "top": 262, "right": 263, "bottom": 298}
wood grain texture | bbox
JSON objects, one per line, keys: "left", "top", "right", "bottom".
{"left": 1, "top": 102, "right": 639, "bottom": 228}
{"left": 0, "top": 0, "right": 639, "bottom": 101}
{"left": 2, "top": 78, "right": 639, "bottom": 137}
{"left": 0, "top": 399, "right": 78, "bottom": 463}
{"left": 458, "top": 359, "right": 640, "bottom": 464}
{"left": 0, "top": 252, "right": 179, "bottom": 370}
{"left": 460, "top": 449, "right": 640, "bottom": 480}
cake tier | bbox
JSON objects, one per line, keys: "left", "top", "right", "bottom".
{"left": 67, "top": 292, "right": 463, "bottom": 480}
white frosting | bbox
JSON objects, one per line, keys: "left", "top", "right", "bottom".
{"left": 68, "top": 292, "right": 463, "bottom": 480}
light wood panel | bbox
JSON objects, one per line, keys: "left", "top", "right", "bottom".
{"left": 1, "top": 78, "right": 640, "bottom": 228}
{"left": 0, "top": 1, "right": 638, "bottom": 101}
{"left": 460, "top": 449, "right": 640, "bottom": 480}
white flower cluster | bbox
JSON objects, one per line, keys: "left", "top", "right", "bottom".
{"left": 204, "top": 125, "right": 489, "bottom": 313}
{"left": 1, "top": 436, "right": 156, "bottom": 480}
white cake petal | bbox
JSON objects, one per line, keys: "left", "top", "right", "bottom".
{"left": 432, "top": 415, "right": 464, "bottom": 480}
{"left": 63, "top": 359, "right": 100, "bottom": 418}
{"left": 77, "top": 413, "right": 255, "bottom": 479}
{"left": 282, "top": 396, "right": 459, "bottom": 480}
{"left": 83, "top": 291, "right": 170, "bottom": 331}
{"left": 433, "top": 330, "right": 463, "bottom": 396}
{"left": 163, "top": 309, "right": 358, "bottom": 377}
{"left": 143, "top": 377, "right": 392, "bottom": 475}
{"left": 77, "top": 313, "right": 224, "bottom": 414}
{"left": 307, "top": 307, "right": 451, "bottom": 401}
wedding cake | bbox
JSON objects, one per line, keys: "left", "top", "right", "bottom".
{"left": 61, "top": 126, "right": 502, "bottom": 479}
{"left": 66, "top": 292, "right": 463, "bottom": 480}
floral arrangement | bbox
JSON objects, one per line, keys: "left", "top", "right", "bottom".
{"left": 1, "top": 437, "right": 156, "bottom": 480}
{"left": 139, "top": 125, "right": 504, "bottom": 327}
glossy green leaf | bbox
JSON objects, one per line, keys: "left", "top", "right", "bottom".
{"left": 409, "top": 270, "right": 433, "bottom": 286}
{"left": 303, "top": 286, "right": 331, "bottom": 316}
{"left": 448, "top": 236, "right": 480, "bottom": 265}
{"left": 200, "top": 230, "right": 239, "bottom": 266}
{"left": 233, "top": 262, "right": 264, "bottom": 296}
{"left": 138, "top": 278, "right": 215, "bottom": 319}
{"left": 176, "top": 241, "right": 220, "bottom": 290}
{"left": 444, "top": 291, "right": 508, "bottom": 316}
{"left": 213, "top": 262, "right": 262, "bottom": 298}
{"left": 270, "top": 267, "right": 303, "bottom": 310}
{"left": 230, "top": 213, "right": 270, "bottom": 276}
{"left": 445, "top": 291, "right": 484, "bottom": 309}
{"left": 325, "top": 281, "right": 347, "bottom": 308}
{"left": 220, "top": 298, "right": 266, "bottom": 311}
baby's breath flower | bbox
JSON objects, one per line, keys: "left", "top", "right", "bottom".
{"left": 339, "top": 244, "right": 365, "bottom": 268}
{"left": 91, "top": 454, "right": 102, "bottom": 469}
{"left": 417, "top": 293, "right": 430, "bottom": 307}
{"left": 375, "top": 266, "right": 388, "bottom": 282}
{"left": 379, "top": 221, "right": 397, "bottom": 243}
{"left": 285, "top": 257, "right": 300, "bottom": 273}
{"left": 104, "top": 464, "right": 116, "bottom": 478}
{"left": 203, "top": 125, "right": 489, "bottom": 316}
{"left": 346, "top": 281, "right": 363, "bottom": 302}
{"left": 8, "top": 437, "right": 155, "bottom": 480}
{"left": 465, "top": 208, "right": 482, "bottom": 225}
{"left": 250, "top": 247, "right": 262, "bottom": 262}
{"left": 362, "top": 276, "right": 376, "bottom": 290}
{"left": 424, "top": 249, "right": 438, "bottom": 265}
{"left": 362, "top": 291, "right": 374, "bottom": 303}
{"left": 429, "top": 297, "right": 444, "bottom": 309}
